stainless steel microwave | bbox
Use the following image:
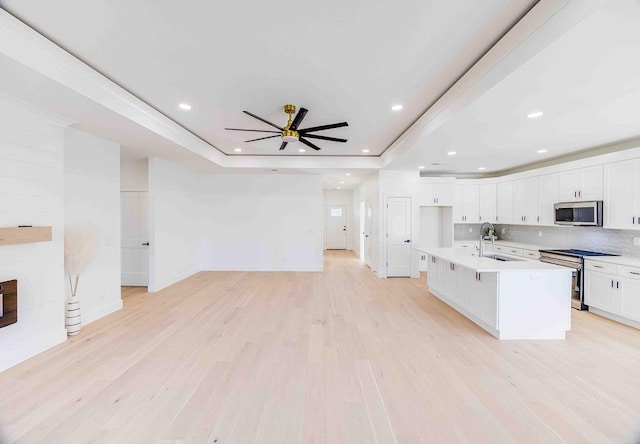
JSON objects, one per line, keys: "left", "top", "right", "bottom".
{"left": 554, "top": 201, "right": 603, "bottom": 226}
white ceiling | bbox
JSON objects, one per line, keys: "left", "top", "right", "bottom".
{"left": 0, "top": 0, "right": 535, "bottom": 157}
{"left": 1, "top": 1, "right": 639, "bottom": 188}
{"left": 388, "top": 0, "right": 640, "bottom": 174}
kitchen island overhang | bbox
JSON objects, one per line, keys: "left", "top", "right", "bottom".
{"left": 417, "top": 247, "right": 573, "bottom": 340}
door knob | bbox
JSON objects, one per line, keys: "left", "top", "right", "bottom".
{"left": 404, "top": 240, "right": 411, "bottom": 243}
{"left": 342, "top": 229, "right": 346, "bottom": 231}
{"left": 142, "top": 242, "right": 150, "bottom": 246}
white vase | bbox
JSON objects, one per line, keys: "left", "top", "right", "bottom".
{"left": 65, "top": 297, "right": 82, "bottom": 336}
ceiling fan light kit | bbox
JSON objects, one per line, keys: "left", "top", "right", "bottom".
{"left": 225, "top": 104, "right": 348, "bottom": 151}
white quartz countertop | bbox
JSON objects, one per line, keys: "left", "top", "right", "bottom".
{"left": 415, "top": 247, "right": 571, "bottom": 273}
{"left": 584, "top": 255, "right": 640, "bottom": 268}
{"left": 488, "top": 240, "right": 563, "bottom": 251}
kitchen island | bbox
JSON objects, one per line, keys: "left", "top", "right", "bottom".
{"left": 416, "top": 247, "right": 573, "bottom": 340}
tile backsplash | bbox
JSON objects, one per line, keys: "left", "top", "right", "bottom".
{"left": 454, "top": 224, "right": 640, "bottom": 258}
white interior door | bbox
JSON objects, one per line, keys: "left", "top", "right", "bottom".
{"left": 387, "top": 197, "right": 412, "bottom": 277}
{"left": 364, "top": 200, "right": 373, "bottom": 267}
{"left": 326, "top": 205, "right": 347, "bottom": 249}
{"left": 121, "top": 191, "right": 149, "bottom": 286}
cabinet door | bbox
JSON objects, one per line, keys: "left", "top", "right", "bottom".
{"left": 455, "top": 266, "right": 469, "bottom": 308}
{"left": 496, "top": 181, "right": 514, "bottom": 224}
{"left": 584, "top": 271, "right": 617, "bottom": 312}
{"left": 433, "top": 183, "right": 454, "bottom": 207}
{"left": 558, "top": 170, "right": 580, "bottom": 202}
{"left": 463, "top": 184, "right": 480, "bottom": 223}
{"left": 525, "top": 178, "right": 539, "bottom": 225}
{"left": 445, "top": 262, "right": 457, "bottom": 302}
{"left": 513, "top": 180, "right": 528, "bottom": 225}
{"left": 620, "top": 278, "right": 640, "bottom": 322}
{"left": 467, "top": 271, "right": 483, "bottom": 316}
{"left": 478, "top": 183, "right": 497, "bottom": 224}
{"left": 478, "top": 272, "right": 498, "bottom": 328}
{"left": 427, "top": 256, "right": 439, "bottom": 292}
{"left": 453, "top": 185, "right": 464, "bottom": 223}
{"left": 604, "top": 160, "right": 636, "bottom": 229}
{"left": 538, "top": 174, "right": 559, "bottom": 226}
{"left": 579, "top": 165, "right": 603, "bottom": 201}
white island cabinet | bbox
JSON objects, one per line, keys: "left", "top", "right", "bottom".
{"left": 419, "top": 247, "right": 572, "bottom": 340}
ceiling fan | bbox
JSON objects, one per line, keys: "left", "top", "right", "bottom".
{"left": 225, "top": 104, "right": 348, "bottom": 151}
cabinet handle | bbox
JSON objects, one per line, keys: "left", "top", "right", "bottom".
{"left": 593, "top": 265, "right": 603, "bottom": 269}
{"left": 479, "top": 216, "right": 482, "bottom": 221}
{"left": 630, "top": 272, "right": 640, "bottom": 275}
{"left": 579, "top": 191, "right": 582, "bottom": 198}
{"left": 616, "top": 281, "right": 620, "bottom": 289}
{"left": 574, "top": 191, "right": 577, "bottom": 198}
{"left": 611, "top": 280, "right": 614, "bottom": 288}
{"left": 537, "top": 216, "right": 540, "bottom": 223}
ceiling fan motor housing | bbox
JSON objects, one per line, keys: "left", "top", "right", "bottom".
{"left": 281, "top": 129, "right": 299, "bottom": 143}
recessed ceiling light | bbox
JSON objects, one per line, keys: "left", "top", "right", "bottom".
{"left": 391, "top": 104, "right": 403, "bottom": 111}
{"left": 418, "top": 166, "right": 425, "bottom": 169}
{"left": 340, "top": 181, "right": 345, "bottom": 184}
{"left": 298, "top": 148, "right": 306, "bottom": 153}
{"left": 527, "top": 111, "right": 544, "bottom": 119}
{"left": 478, "top": 167, "right": 486, "bottom": 171}
{"left": 178, "top": 103, "right": 192, "bottom": 111}
{"left": 537, "top": 149, "right": 548, "bottom": 154}
{"left": 345, "top": 173, "right": 351, "bottom": 176}
{"left": 362, "top": 149, "right": 370, "bottom": 153}
{"left": 337, "top": 187, "right": 341, "bottom": 189}
{"left": 234, "top": 148, "right": 242, "bottom": 152}
{"left": 447, "top": 151, "right": 457, "bottom": 156}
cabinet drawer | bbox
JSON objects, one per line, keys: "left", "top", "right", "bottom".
{"left": 495, "top": 246, "right": 523, "bottom": 256}
{"left": 585, "top": 261, "right": 617, "bottom": 274}
{"left": 620, "top": 265, "right": 640, "bottom": 280}
{"left": 523, "top": 249, "right": 540, "bottom": 259}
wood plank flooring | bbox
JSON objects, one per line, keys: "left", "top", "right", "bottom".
{"left": 1, "top": 250, "right": 639, "bottom": 443}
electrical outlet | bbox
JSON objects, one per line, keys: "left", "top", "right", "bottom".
{"left": 468, "top": 228, "right": 473, "bottom": 233}
{"left": 538, "top": 231, "right": 543, "bottom": 237}
{"left": 502, "top": 228, "right": 507, "bottom": 235}
{"left": 634, "top": 237, "right": 640, "bottom": 246}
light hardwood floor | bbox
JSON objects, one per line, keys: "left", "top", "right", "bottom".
{"left": 1, "top": 250, "right": 639, "bottom": 443}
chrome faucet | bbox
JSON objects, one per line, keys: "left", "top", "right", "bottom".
{"left": 479, "top": 222, "right": 495, "bottom": 257}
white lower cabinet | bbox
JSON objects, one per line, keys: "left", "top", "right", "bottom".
{"left": 427, "top": 255, "right": 498, "bottom": 330}
{"left": 584, "top": 260, "right": 640, "bottom": 326}
{"left": 584, "top": 271, "right": 617, "bottom": 313}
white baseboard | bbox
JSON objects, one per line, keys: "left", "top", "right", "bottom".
{"left": 201, "top": 264, "right": 323, "bottom": 272}
{"left": 0, "top": 328, "right": 67, "bottom": 373}
{"left": 82, "top": 299, "right": 123, "bottom": 326}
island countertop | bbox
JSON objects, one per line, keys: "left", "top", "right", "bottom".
{"left": 414, "top": 246, "right": 570, "bottom": 273}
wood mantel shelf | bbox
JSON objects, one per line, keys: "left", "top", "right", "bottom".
{"left": 0, "top": 226, "right": 52, "bottom": 246}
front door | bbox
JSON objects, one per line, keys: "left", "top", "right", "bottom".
{"left": 387, "top": 197, "right": 412, "bottom": 277}
{"left": 121, "top": 191, "right": 149, "bottom": 286}
{"left": 326, "top": 205, "right": 347, "bottom": 249}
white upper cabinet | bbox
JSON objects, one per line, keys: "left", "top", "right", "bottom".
{"left": 538, "top": 174, "right": 559, "bottom": 226}
{"left": 513, "top": 177, "right": 539, "bottom": 225}
{"left": 604, "top": 159, "right": 640, "bottom": 230}
{"left": 496, "top": 181, "right": 514, "bottom": 224}
{"left": 417, "top": 179, "right": 454, "bottom": 207}
{"left": 478, "top": 183, "right": 497, "bottom": 224}
{"left": 454, "top": 184, "right": 480, "bottom": 223}
{"left": 558, "top": 165, "right": 603, "bottom": 202}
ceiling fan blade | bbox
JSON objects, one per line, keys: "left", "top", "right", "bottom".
{"left": 279, "top": 142, "right": 288, "bottom": 151}
{"left": 243, "top": 111, "right": 284, "bottom": 131}
{"left": 299, "top": 122, "right": 348, "bottom": 133}
{"left": 303, "top": 134, "right": 347, "bottom": 143}
{"left": 225, "top": 128, "right": 280, "bottom": 133}
{"left": 289, "top": 107, "right": 308, "bottom": 131}
{"left": 299, "top": 137, "right": 321, "bottom": 151}
{"left": 245, "top": 134, "right": 281, "bottom": 142}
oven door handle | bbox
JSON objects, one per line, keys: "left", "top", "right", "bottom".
{"left": 539, "top": 257, "right": 580, "bottom": 269}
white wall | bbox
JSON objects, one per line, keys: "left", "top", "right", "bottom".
{"left": 354, "top": 172, "right": 380, "bottom": 271}
{"left": 121, "top": 158, "right": 148, "bottom": 192}
{"left": 64, "top": 127, "right": 122, "bottom": 324}
{"left": 323, "top": 189, "right": 354, "bottom": 250}
{"left": 0, "top": 94, "right": 67, "bottom": 372}
{"left": 148, "top": 157, "right": 200, "bottom": 292}
{"left": 199, "top": 174, "right": 323, "bottom": 271}
{"left": 379, "top": 170, "right": 421, "bottom": 278}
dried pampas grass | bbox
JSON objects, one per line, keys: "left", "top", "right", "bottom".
{"left": 64, "top": 225, "right": 98, "bottom": 297}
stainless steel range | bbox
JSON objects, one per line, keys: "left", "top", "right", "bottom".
{"left": 539, "top": 249, "right": 619, "bottom": 310}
